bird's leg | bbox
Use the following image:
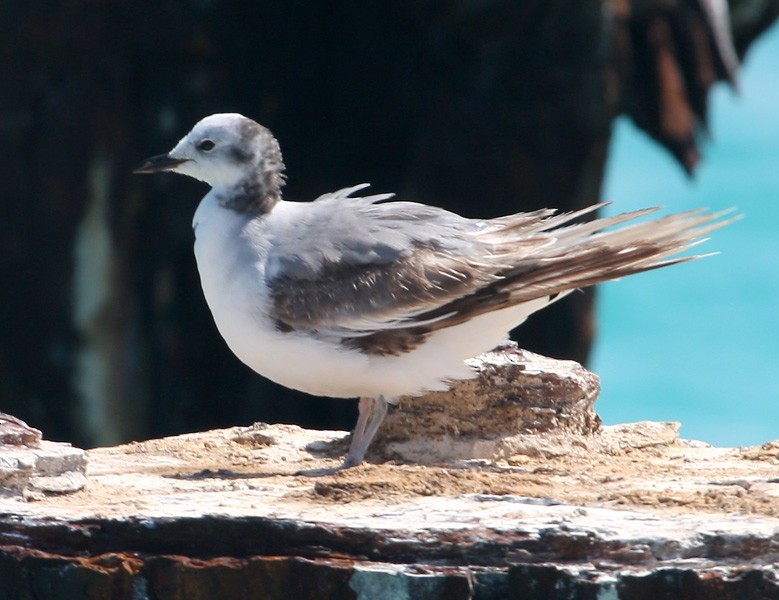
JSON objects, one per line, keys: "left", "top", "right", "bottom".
{"left": 341, "top": 395, "right": 389, "bottom": 469}
{"left": 296, "top": 396, "right": 389, "bottom": 476}
{"left": 349, "top": 396, "right": 372, "bottom": 452}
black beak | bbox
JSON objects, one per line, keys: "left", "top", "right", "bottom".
{"left": 133, "top": 153, "right": 188, "bottom": 174}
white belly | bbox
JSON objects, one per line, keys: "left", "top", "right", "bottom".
{"left": 193, "top": 195, "right": 370, "bottom": 398}
{"left": 192, "top": 195, "right": 559, "bottom": 400}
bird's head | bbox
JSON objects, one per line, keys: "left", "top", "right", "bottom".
{"left": 134, "top": 113, "right": 285, "bottom": 192}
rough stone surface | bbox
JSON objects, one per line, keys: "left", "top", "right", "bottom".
{"left": 0, "top": 440, "right": 87, "bottom": 498}
{"left": 0, "top": 422, "right": 777, "bottom": 597}
{"left": 374, "top": 343, "right": 601, "bottom": 464}
{"left": 0, "top": 413, "right": 42, "bottom": 447}
{"left": 0, "top": 349, "right": 778, "bottom": 598}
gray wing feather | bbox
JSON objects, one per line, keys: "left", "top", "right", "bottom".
{"left": 267, "top": 184, "right": 487, "bottom": 281}
{"left": 265, "top": 186, "right": 541, "bottom": 334}
{"left": 264, "top": 186, "right": 734, "bottom": 341}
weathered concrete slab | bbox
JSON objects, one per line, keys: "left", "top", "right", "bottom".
{"left": 0, "top": 412, "right": 87, "bottom": 498}
{"left": 375, "top": 344, "right": 601, "bottom": 463}
{"left": 0, "top": 348, "right": 777, "bottom": 598}
{"left": 1, "top": 422, "right": 778, "bottom": 562}
{"left": 0, "top": 442, "right": 87, "bottom": 499}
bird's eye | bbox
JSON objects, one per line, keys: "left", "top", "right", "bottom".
{"left": 197, "top": 139, "right": 215, "bottom": 152}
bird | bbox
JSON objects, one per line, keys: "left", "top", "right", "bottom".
{"left": 135, "top": 113, "right": 734, "bottom": 471}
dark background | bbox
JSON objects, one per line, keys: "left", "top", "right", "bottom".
{"left": 1, "top": 0, "right": 777, "bottom": 448}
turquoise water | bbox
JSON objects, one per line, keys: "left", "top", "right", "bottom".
{"left": 592, "top": 25, "right": 779, "bottom": 447}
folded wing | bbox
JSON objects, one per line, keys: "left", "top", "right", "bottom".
{"left": 265, "top": 186, "right": 736, "bottom": 354}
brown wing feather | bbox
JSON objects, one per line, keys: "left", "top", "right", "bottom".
{"left": 270, "top": 203, "right": 735, "bottom": 356}
{"left": 269, "top": 243, "right": 502, "bottom": 330}
{"left": 344, "top": 208, "right": 737, "bottom": 356}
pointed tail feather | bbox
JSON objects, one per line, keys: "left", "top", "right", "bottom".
{"left": 413, "top": 205, "right": 738, "bottom": 332}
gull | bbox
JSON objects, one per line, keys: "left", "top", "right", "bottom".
{"left": 135, "top": 113, "right": 734, "bottom": 470}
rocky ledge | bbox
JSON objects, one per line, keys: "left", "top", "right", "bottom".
{"left": 0, "top": 344, "right": 777, "bottom": 599}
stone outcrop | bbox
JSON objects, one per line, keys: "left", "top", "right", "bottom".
{"left": 0, "top": 414, "right": 86, "bottom": 499}
{"left": 1, "top": 348, "right": 777, "bottom": 598}
{"left": 375, "top": 344, "right": 601, "bottom": 464}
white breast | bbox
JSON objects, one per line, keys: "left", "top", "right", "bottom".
{"left": 192, "top": 195, "right": 372, "bottom": 398}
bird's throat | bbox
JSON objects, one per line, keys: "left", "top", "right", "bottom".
{"left": 217, "top": 175, "right": 281, "bottom": 215}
